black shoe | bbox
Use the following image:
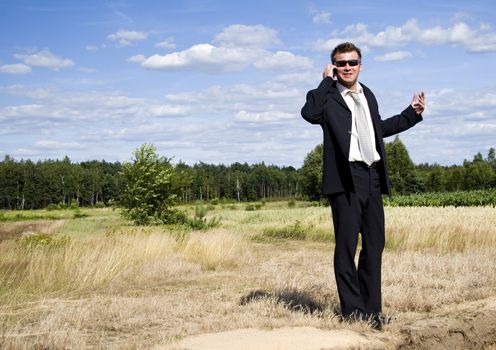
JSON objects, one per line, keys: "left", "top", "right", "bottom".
{"left": 370, "top": 313, "right": 392, "bottom": 331}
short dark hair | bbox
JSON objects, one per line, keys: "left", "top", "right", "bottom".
{"left": 331, "top": 42, "right": 362, "bottom": 63}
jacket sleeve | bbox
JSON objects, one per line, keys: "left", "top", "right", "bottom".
{"left": 301, "top": 77, "right": 333, "bottom": 125}
{"left": 381, "top": 105, "right": 423, "bottom": 138}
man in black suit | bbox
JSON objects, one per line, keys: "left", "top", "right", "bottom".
{"left": 301, "top": 42, "right": 424, "bottom": 329}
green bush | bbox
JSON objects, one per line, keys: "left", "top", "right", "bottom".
{"left": 185, "top": 203, "right": 221, "bottom": 230}
{"left": 73, "top": 209, "right": 89, "bottom": 219}
{"left": 46, "top": 204, "right": 62, "bottom": 211}
{"left": 245, "top": 204, "right": 256, "bottom": 211}
{"left": 245, "top": 202, "right": 263, "bottom": 211}
{"left": 19, "top": 234, "right": 71, "bottom": 249}
{"left": 262, "top": 220, "right": 307, "bottom": 240}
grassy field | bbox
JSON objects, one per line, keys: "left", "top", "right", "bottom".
{"left": 0, "top": 202, "right": 495, "bottom": 349}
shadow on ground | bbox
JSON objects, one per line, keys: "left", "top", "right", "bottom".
{"left": 240, "top": 289, "right": 340, "bottom": 315}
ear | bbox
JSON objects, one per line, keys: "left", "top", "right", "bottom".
{"left": 359, "top": 64, "right": 363, "bottom": 73}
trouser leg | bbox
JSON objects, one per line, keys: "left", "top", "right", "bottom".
{"left": 330, "top": 164, "right": 385, "bottom": 317}
{"left": 330, "top": 191, "right": 364, "bottom": 317}
{"left": 357, "top": 167, "right": 385, "bottom": 315}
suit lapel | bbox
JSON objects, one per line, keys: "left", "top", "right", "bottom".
{"left": 329, "top": 81, "right": 351, "bottom": 113}
{"left": 326, "top": 81, "right": 352, "bottom": 156}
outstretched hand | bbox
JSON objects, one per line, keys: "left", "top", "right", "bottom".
{"left": 411, "top": 92, "right": 425, "bottom": 115}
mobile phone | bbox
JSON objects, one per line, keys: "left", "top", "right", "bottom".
{"left": 333, "top": 68, "right": 337, "bottom": 78}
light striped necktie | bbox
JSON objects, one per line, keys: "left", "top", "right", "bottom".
{"left": 350, "top": 92, "right": 374, "bottom": 166}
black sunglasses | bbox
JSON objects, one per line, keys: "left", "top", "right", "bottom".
{"left": 334, "top": 59, "right": 361, "bottom": 67}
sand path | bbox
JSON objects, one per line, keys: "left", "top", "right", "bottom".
{"left": 167, "top": 327, "right": 386, "bottom": 350}
{"left": 165, "top": 297, "right": 496, "bottom": 350}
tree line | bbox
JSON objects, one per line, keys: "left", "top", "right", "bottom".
{"left": 300, "top": 137, "right": 495, "bottom": 200}
{"left": 0, "top": 154, "right": 300, "bottom": 210}
{"left": 0, "top": 137, "right": 495, "bottom": 210}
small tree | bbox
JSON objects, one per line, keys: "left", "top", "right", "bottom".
{"left": 385, "top": 136, "right": 422, "bottom": 194}
{"left": 299, "top": 144, "right": 323, "bottom": 201}
{"left": 119, "top": 144, "right": 180, "bottom": 225}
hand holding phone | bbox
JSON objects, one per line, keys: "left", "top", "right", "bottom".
{"left": 322, "top": 64, "right": 338, "bottom": 80}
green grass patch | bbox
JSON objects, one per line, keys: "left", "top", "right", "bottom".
{"left": 0, "top": 211, "right": 62, "bottom": 222}
{"left": 255, "top": 220, "right": 331, "bottom": 242}
{"left": 384, "top": 189, "right": 496, "bottom": 207}
{"left": 19, "top": 234, "right": 71, "bottom": 249}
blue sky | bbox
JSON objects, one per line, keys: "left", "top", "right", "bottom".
{"left": 1, "top": 0, "right": 495, "bottom": 167}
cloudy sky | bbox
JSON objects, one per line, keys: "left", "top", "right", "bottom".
{"left": 1, "top": 0, "right": 495, "bottom": 167}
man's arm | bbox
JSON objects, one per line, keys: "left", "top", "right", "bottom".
{"left": 301, "top": 77, "right": 334, "bottom": 125}
{"left": 381, "top": 92, "right": 425, "bottom": 137}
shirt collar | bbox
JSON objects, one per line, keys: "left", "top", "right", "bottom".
{"left": 337, "top": 81, "right": 363, "bottom": 96}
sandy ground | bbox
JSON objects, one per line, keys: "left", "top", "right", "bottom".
{"left": 166, "top": 297, "right": 496, "bottom": 350}
{"left": 165, "top": 327, "right": 387, "bottom": 350}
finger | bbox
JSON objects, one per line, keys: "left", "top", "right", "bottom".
{"left": 326, "top": 65, "right": 334, "bottom": 76}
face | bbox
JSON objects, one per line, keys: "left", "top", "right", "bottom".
{"left": 333, "top": 51, "right": 362, "bottom": 90}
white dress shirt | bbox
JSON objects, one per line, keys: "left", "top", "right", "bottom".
{"left": 337, "top": 82, "right": 381, "bottom": 163}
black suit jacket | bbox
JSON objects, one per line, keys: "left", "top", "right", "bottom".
{"left": 301, "top": 77, "right": 423, "bottom": 196}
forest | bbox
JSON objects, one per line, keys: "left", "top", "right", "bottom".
{"left": 0, "top": 137, "right": 494, "bottom": 210}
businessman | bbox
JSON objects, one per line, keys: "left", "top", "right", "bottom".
{"left": 301, "top": 42, "right": 424, "bottom": 330}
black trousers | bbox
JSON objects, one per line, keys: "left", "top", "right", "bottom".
{"left": 329, "top": 162, "right": 385, "bottom": 317}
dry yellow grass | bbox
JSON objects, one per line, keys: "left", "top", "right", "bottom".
{"left": 385, "top": 206, "right": 496, "bottom": 252}
{"left": 0, "top": 226, "right": 248, "bottom": 305}
{"left": 0, "top": 203, "right": 495, "bottom": 349}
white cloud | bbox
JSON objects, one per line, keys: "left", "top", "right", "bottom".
{"left": 35, "top": 140, "right": 84, "bottom": 150}
{"left": 107, "top": 29, "right": 148, "bottom": 47}
{"left": 253, "top": 51, "right": 312, "bottom": 70}
{"left": 155, "top": 37, "right": 176, "bottom": 49}
{"left": 133, "top": 24, "right": 308, "bottom": 73}
{"left": 127, "top": 54, "right": 146, "bottom": 63}
{"left": 308, "top": 6, "right": 331, "bottom": 25}
{"left": 316, "top": 19, "right": 496, "bottom": 53}
{"left": 140, "top": 45, "right": 310, "bottom": 73}
{"left": 0, "top": 85, "right": 52, "bottom": 99}
{"left": 234, "top": 110, "right": 295, "bottom": 123}
{"left": 148, "top": 104, "right": 190, "bottom": 117}
{"left": 96, "top": 123, "right": 204, "bottom": 142}
{"left": 374, "top": 51, "right": 412, "bottom": 62}
{"left": 14, "top": 49, "right": 74, "bottom": 70}
{"left": 0, "top": 88, "right": 194, "bottom": 137}
{"left": 11, "top": 148, "right": 41, "bottom": 158}
{"left": 213, "top": 24, "right": 281, "bottom": 48}
{"left": 0, "top": 63, "right": 32, "bottom": 74}
{"left": 480, "top": 22, "right": 492, "bottom": 31}
{"left": 85, "top": 45, "right": 98, "bottom": 51}
{"left": 165, "top": 81, "right": 303, "bottom": 110}
{"left": 426, "top": 89, "right": 496, "bottom": 120}
{"left": 312, "top": 11, "right": 331, "bottom": 25}
{"left": 2, "top": 104, "right": 45, "bottom": 118}
{"left": 141, "top": 44, "right": 261, "bottom": 72}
